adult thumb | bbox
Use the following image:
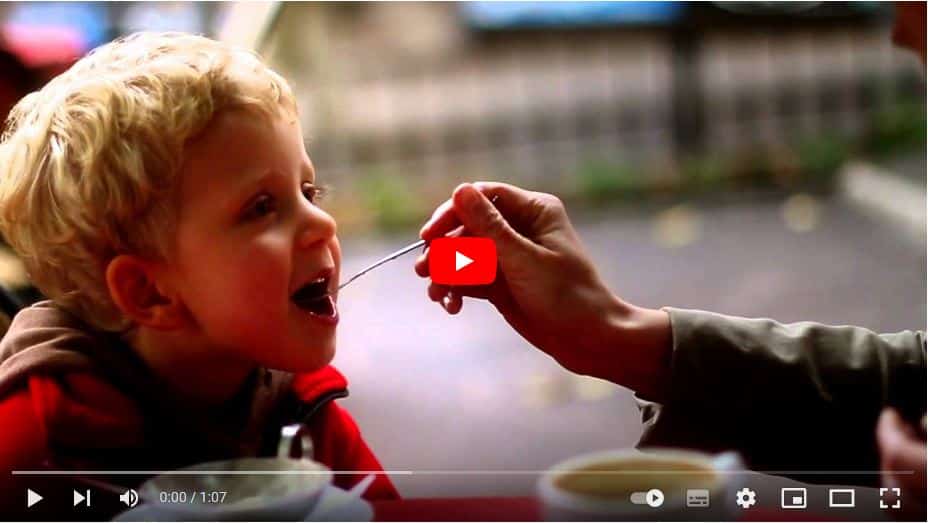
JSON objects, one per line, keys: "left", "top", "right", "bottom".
{"left": 453, "top": 183, "right": 533, "bottom": 258}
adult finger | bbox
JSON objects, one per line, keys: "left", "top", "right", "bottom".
{"left": 442, "top": 291, "right": 463, "bottom": 315}
{"left": 428, "top": 282, "right": 449, "bottom": 303}
{"left": 415, "top": 251, "right": 429, "bottom": 277}
{"left": 877, "top": 409, "right": 927, "bottom": 474}
{"left": 420, "top": 182, "right": 546, "bottom": 241}
{"left": 415, "top": 226, "right": 466, "bottom": 278}
{"left": 449, "top": 183, "right": 537, "bottom": 259}
{"left": 420, "top": 198, "right": 458, "bottom": 241}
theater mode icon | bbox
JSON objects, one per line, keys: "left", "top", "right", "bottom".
{"left": 829, "top": 488, "right": 855, "bottom": 508}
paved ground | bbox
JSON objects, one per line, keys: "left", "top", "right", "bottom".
{"left": 331, "top": 194, "right": 926, "bottom": 498}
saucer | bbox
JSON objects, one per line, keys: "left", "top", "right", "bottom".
{"left": 307, "top": 485, "right": 374, "bottom": 521}
{"left": 113, "top": 485, "right": 373, "bottom": 522}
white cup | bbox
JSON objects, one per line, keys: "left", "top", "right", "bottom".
{"left": 135, "top": 423, "right": 330, "bottom": 521}
{"left": 537, "top": 449, "right": 744, "bottom": 521}
{"left": 138, "top": 457, "right": 332, "bottom": 521}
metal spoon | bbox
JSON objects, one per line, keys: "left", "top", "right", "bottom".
{"left": 307, "top": 474, "right": 376, "bottom": 519}
{"left": 337, "top": 239, "right": 426, "bottom": 291}
{"left": 337, "top": 194, "right": 498, "bottom": 291}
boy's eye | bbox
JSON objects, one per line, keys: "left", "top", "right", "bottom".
{"left": 302, "top": 182, "right": 326, "bottom": 204}
{"left": 243, "top": 194, "right": 277, "bottom": 221}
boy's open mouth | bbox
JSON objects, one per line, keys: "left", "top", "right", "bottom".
{"left": 291, "top": 275, "right": 336, "bottom": 318}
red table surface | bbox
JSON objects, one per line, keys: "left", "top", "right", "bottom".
{"left": 373, "top": 497, "right": 839, "bottom": 522}
{"left": 374, "top": 497, "right": 539, "bottom": 521}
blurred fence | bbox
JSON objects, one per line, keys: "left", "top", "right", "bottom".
{"left": 268, "top": 13, "right": 924, "bottom": 230}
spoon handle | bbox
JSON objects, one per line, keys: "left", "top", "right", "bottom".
{"left": 337, "top": 194, "right": 499, "bottom": 291}
{"left": 338, "top": 239, "right": 426, "bottom": 290}
{"left": 348, "top": 474, "right": 376, "bottom": 497}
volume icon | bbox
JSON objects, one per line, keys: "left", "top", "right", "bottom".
{"left": 120, "top": 489, "right": 139, "bottom": 508}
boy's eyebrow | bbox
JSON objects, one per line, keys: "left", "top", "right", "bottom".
{"left": 235, "top": 169, "right": 284, "bottom": 194}
{"left": 231, "top": 166, "right": 315, "bottom": 201}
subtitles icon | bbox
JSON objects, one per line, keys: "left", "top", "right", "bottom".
{"left": 686, "top": 489, "right": 710, "bottom": 508}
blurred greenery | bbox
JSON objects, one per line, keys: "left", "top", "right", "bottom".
{"left": 864, "top": 99, "right": 927, "bottom": 158}
{"left": 575, "top": 158, "right": 644, "bottom": 205}
{"left": 572, "top": 136, "right": 850, "bottom": 207}
{"left": 682, "top": 155, "right": 729, "bottom": 194}
{"left": 795, "top": 133, "right": 851, "bottom": 189}
{"left": 355, "top": 97, "right": 924, "bottom": 228}
{"left": 358, "top": 168, "right": 427, "bottom": 231}
{"left": 568, "top": 98, "right": 927, "bottom": 208}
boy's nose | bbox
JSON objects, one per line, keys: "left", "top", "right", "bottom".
{"left": 296, "top": 201, "right": 337, "bottom": 249}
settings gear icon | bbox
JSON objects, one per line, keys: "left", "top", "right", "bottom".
{"left": 736, "top": 487, "right": 757, "bottom": 509}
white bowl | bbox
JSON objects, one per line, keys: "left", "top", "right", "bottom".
{"left": 537, "top": 449, "right": 743, "bottom": 521}
{"left": 138, "top": 457, "right": 332, "bottom": 521}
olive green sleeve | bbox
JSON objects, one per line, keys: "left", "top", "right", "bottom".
{"left": 636, "top": 308, "right": 926, "bottom": 485}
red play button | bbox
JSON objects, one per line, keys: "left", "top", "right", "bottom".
{"left": 429, "top": 237, "right": 497, "bottom": 285}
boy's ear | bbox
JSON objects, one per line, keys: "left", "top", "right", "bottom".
{"left": 105, "top": 255, "right": 189, "bottom": 331}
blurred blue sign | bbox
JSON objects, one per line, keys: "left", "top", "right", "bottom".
{"left": 5, "top": 2, "right": 109, "bottom": 49}
{"left": 461, "top": 1, "right": 686, "bottom": 29}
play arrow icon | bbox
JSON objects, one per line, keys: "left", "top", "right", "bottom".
{"left": 646, "top": 488, "right": 665, "bottom": 508}
{"left": 73, "top": 489, "right": 89, "bottom": 507}
{"left": 455, "top": 251, "right": 473, "bottom": 271}
{"left": 428, "top": 237, "right": 497, "bottom": 286}
{"left": 26, "top": 489, "right": 42, "bottom": 508}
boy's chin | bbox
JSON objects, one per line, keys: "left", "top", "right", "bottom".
{"left": 278, "top": 343, "right": 336, "bottom": 372}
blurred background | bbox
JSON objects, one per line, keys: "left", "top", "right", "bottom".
{"left": 0, "top": 1, "right": 924, "bottom": 497}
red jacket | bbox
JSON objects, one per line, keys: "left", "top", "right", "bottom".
{"left": 0, "top": 365, "right": 398, "bottom": 519}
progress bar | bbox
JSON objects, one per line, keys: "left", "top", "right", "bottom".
{"left": 12, "top": 470, "right": 911, "bottom": 475}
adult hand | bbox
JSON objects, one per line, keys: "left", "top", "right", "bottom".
{"left": 877, "top": 408, "right": 926, "bottom": 519}
{"left": 415, "top": 182, "right": 671, "bottom": 397}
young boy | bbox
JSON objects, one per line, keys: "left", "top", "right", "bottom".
{"left": 0, "top": 32, "right": 398, "bottom": 517}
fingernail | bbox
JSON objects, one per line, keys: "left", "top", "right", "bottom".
{"left": 458, "top": 184, "right": 480, "bottom": 210}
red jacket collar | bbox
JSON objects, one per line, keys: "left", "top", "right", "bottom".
{"left": 292, "top": 365, "right": 348, "bottom": 405}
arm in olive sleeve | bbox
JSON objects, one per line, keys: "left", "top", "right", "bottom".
{"left": 636, "top": 308, "right": 926, "bottom": 485}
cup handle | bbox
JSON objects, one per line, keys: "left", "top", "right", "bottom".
{"left": 712, "top": 451, "right": 745, "bottom": 474}
{"left": 713, "top": 452, "right": 747, "bottom": 519}
{"left": 279, "top": 423, "right": 315, "bottom": 460}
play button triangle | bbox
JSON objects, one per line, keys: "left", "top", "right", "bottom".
{"left": 27, "top": 489, "right": 42, "bottom": 508}
{"left": 455, "top": 251, "right": 473, "bottom": 271}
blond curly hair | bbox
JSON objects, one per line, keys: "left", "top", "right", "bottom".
{"left": 0, "top": 32, "right": 296, "bottom": 331}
